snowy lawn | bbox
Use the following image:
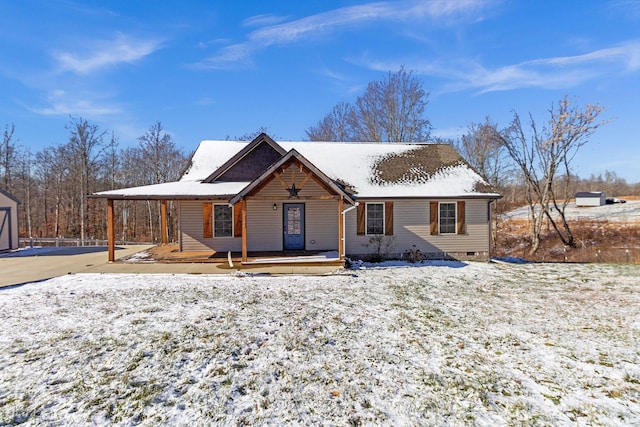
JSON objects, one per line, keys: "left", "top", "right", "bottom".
{"left": 1, "top": 262, "right": 639, "bottom": 425}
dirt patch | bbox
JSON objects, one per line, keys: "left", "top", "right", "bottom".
{"left": 494, "top": 218, "right": 640, "bottom": 263}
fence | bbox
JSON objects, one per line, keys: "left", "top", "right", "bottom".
{"left": 19, "top": 237, "right": 153, "bottom": 248}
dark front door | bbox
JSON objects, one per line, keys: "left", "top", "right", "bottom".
{"left": 283, "top": 203, "right": 305, "bottom": 250}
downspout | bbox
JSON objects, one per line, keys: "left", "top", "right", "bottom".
{"left": 341, "top": 202, "right": 359, "bottom": 259}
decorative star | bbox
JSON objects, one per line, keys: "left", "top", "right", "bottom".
{"left": 287, "top": 183, "right": 301, "bottom": 199}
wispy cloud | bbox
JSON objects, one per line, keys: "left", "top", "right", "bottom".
{"left": 608, "top": 0, "right": 640, "bottom": 19}
{"left": 360, "top": 40, "right": 640, "bottom": 94}
{"left": 54, "top": 33, "right": 162, "bottom": 74}
{"left": 194, "top": 0, "right": 489, "bottom": 69}
{"left": 27, "top": 89, "right": 121, "bottom": 117}
{"left": 469, "top": 41, "right": 640, "bottom": 93}
{"left": 242, "top": 14, "right": 289, "bottom": 28}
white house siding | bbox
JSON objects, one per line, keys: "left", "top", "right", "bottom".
{"left": 304, "top": 200, "right": 338, "bottom": 251}
{"left": 345, "top": 199, "right": 490, "bottom": 260}
{"left": 179, "top": 200, "right": 241, "bottom": 252}
{"left": 246, "top": 200, "right": 282, "bottom": 251}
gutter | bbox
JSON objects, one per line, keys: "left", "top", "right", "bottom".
{"left": 341, "top": 202, "right": 359, "bottom": 259}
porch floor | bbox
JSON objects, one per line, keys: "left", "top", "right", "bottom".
{"left": 135, "top": 244, "right": 345, "bottom": 269}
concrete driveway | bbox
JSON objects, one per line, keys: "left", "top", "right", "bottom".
{"left": 0, "top": 245, "right": 153, "bottom": 288}
{"left": 0, "top": 245, "right": 347, "bottom": 288}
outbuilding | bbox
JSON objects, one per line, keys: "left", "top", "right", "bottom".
{"left": 0, "top": 188, "right": 20, "bottom": 251}
{"left": 575, "top": 191, "right": 606, "bottom": 207}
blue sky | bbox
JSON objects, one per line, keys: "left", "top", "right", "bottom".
{"left": 1, "top": 0, "right": 640, "bottom": 181}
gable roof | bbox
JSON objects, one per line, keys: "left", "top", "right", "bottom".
{"left": 229, "top": 149, "right": 355, "bottom": 205}
{"left": 203, "top": 133, "right": 286, "bottom": 183}
{"left": 94, "top": 136, "right": 500, "bottom": 200}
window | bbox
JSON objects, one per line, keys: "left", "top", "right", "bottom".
{"left": 366, "top": 203, "right": 384, "bottom": 235}
{"left": 439, "top": 202, "right": 456, "bottom": 234}
{"left": 214, "top": 205, "right": 233, "bottom": 237}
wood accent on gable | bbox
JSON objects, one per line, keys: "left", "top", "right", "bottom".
{"left": 228, "top": 148, "right": 355, "bottom": 207}
{"left": 242, "top": 159, "right": 341, "bottom": 200}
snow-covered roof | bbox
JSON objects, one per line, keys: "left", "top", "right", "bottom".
{"left": 94, "top": 181, "right": 249, "bottom": 200}
{"left": 95, "top": 136, "right": 499, "bottom": 199}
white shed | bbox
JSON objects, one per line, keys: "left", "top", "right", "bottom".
{"left": 575, "top": 191, "right": 605, "bottom": 207}
{"left": 0, "top": 188, "right": 20, "bottom": 251}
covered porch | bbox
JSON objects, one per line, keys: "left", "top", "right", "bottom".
{"left": 123, "top": 243, "right": 344, "bottom": 268}
{"left": 99, "top": 154, "right": 354, "bottom": 269}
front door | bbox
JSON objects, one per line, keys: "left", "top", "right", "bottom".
{"left": 283, "top": 203, "right": 304, "bottom": 250}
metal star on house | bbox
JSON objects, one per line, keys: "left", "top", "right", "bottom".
{"left": 287, "top": 183, "right": 301, "bottom": 199}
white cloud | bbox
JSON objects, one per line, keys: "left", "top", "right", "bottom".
{"left": 359, "top": 40, "right": 640, "bottom": 94}
{"left": 242, "top": 14, "right": 289, "bottom": 28}
{"left": 194, "top": 0, "right": 489, "bottom": 69}
{"left": 27, "top": 89, "right": 121, "bottom": 117}
{"left": 30, "top": 100, "right": 121, "bottom": 116}
{"left": 54, "top": 33, "right": 162, "bottom": 74}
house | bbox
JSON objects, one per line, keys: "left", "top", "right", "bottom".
{"left": 0, "top": 188, "right": 20, "bottom": 252}
{"left": 94, "top": 134, "right": 501, "bottom": 264}
{"left": 575, "top": 191, "right": 606, "bottom": 207}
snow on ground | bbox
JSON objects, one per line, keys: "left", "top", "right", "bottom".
{"left": 504, "top": 200, "right": 640, "bottom": 222}
{"left": 1, "top": 262, "right": 639, "bottom": 425}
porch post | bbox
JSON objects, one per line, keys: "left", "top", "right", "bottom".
{"left": 241, "top": 199, "right": 248, "bottom": 263}
{"left": 107, "top": 198, "right": 115, "bottom": 262}
{"left": 161, "top": 200, "right": 168, "bottom": 244}
{"left": 338, "top": 196, "right": 344, "bottom": 260}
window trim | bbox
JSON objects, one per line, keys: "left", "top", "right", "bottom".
{"left": 438, "top": 201, "right": 457, "bottom": 235}
{"left": 213, "top": 204, "right": 234, "bottom": 238}
{"left": 365, "top": 202, "right": 385, "bottom": 236}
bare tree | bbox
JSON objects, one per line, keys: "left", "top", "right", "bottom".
{"left": 458, "top": 116, "right": 512, "bottom": 189}
{"left": 306, "top": 102, "right": 353, "bottom": 141}
{"left": 1, "top": 123, "right": 17, "bottom": 192}
{"left": 307, "top": 67, "right": 431, "bottom": 142}
{"left": 495, "top": 96, "right": 607, "bottom": 253}
{"left": 66, "top": 116, "right": 107, "bottom": 244}
{"left": 136, "top": 121, "right": 188, "bottom": 242}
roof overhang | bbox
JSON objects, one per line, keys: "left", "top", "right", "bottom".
{"left": 90, "top": 181, "right": 249, "bottom": 200}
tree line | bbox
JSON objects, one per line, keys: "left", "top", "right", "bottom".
{"left": 2, "top": 68, "right": 639, "bottom": 253}
{"left": 307, "top": 68, "right": 639, "bottom": 255}
{"left": 0, "top": 117, "right": 188, "bottom": 244}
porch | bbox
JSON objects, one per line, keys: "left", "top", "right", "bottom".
{"left": 119, "top": 243, "right": 345, "bottom": 273}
